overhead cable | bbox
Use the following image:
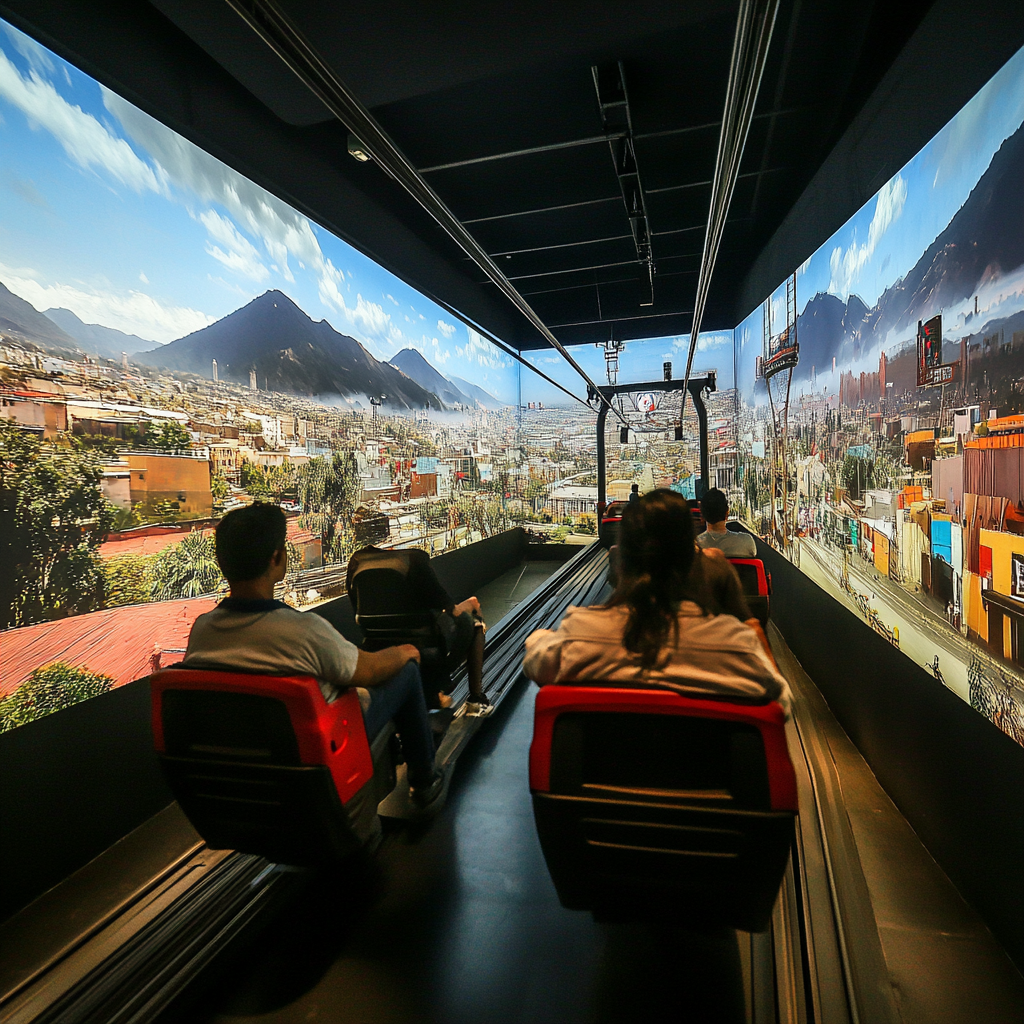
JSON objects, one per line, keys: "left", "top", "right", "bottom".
{"left": 682, "top": 0, "right": 780, "bottom": 401}
{"left": 223, "top": 0, "right": 627, "bottom": 426}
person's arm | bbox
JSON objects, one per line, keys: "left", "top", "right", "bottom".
{"left": 349, "top": 644, "right": 421, "bottom": 687}
{"left": 523, "top": 628, "right": 563, "bottom": 684}
{"left": 745, "top": 618, "right": 777, "bottom": 667}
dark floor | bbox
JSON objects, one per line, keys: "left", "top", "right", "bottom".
{"left": 473, "top": 559, "right": 566, "bottom": 627}
{"left": 188, "top": 678, "right": 748, "bottom": 1024}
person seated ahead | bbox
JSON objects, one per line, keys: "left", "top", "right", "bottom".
{"left": 628, "top": 482, "right": 640, "bottom": 503}
{"left": 183, "top": 504, "right": 447, "bottom": 811}
{"left": 346, "top": 546, "right": 493, "bottom": 717}
{"left": 523, "top": 489, "right": 791, "bottom": 713}
{"left": 696, "top": 487, "right": 757, "bottom": 558}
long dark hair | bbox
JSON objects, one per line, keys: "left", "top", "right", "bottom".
{"left": 609, "top": 489, "right": 696, "bottom": 668}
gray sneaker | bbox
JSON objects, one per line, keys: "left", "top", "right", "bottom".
{"left": 464, "top": 698, "right": 495, "bottom": 718}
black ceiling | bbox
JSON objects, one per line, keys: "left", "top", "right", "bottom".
{"left": 0, "top": 0, "right": 1009, "bottom": 352}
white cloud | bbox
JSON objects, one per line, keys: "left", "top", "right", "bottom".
{"left": 0, "top": 47, "right": 166, "bottom": 195}
{"left": 456, "top": 327, "right": 512, "bottom": 370}
{"left": 1, "top": 23, "right": 54, "bottom": 75}
{"left": 437, "top": 318, "right": 456, "bottom": 338}
{"left": 139, "top": 271, "right": 149, "bottom": 284}
{"left": 102, "top": 88, "right": 361, "bottom": 294}
{"left": 828, "top": 173, "right": 907, "bottom": 297}
{"left": 796, "top": 255, "right": 812, "bottom": 277}
{"left": 199, "top": 209, "right": 269, "bottom": 282}
{"left": 696, "top": 331, "right": 730, "bottom": 352}
{"left": 0, "top": 261, "right": 213, "bottom": 343}
{"left": 385, "top": 293, "right": 399, "bottom": 305}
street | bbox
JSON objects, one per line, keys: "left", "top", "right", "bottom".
{"left": 797, "top": 536, "right": 1024, "bottom": 712}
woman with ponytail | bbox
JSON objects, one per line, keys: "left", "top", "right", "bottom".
{"left": 523, "top": 489, "right": 790, "bottom": 712}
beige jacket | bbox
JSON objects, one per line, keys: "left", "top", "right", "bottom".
{"left": 523, "top": 602, "right": 791, "bottom": 715}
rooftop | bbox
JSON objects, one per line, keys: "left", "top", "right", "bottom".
{"left": 0, "top": 597, "right": 219, "bottom": 696}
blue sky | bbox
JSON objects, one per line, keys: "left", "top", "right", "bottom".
{"left": 0, "top": 20, "right": 521, "bottom": 401}
{"left": 735, "top": 40, "right": 1024, "bottom": 401}
{"left": 521, "top": 330, "right": 734, "bottom": 406}
{"left": 795, "top": 40, "right": 1024, "bottom": 315}
{"left": 0, "top": 18, "right": 737, "bottom": 412}
{"left": 11, "top": 17, "right": 1013, "bottom": 414}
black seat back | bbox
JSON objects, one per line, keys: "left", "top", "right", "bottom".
{"left": 732, "top": 562, "right": 761, "bottom": 596}
{"left": 349, "top": 552, "right": 443, "bottom": 644}
{"left": 550, "top": 711, "right": 771, "bottom": 810}
{"left": 530, "top": 687, "right": 796, "bottom": 931}
{"left": 348, "top": 549, "right": 451, "bottom": 696}
{"left": 162, "top": 689, "right": 301, "bottom": 764}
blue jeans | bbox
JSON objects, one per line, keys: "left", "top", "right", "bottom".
{"left": 362, "top": 661, "right": 436, "bottom": 788}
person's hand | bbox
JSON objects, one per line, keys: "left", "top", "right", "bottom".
{"left": 454, "top": 596, "right": 482, "bottom": 617}
{"left": 399, "top": 644, "right": 421, "bottom": 664}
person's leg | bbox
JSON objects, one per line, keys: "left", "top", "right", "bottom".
{"left": 446, "top": 611, "right": 487, "bottom": 700}
{"left": 466, "top": 623, "right": 485, "bottom": 701}
{"left": 362, "top": 661, "right": 436, "bottom": 788}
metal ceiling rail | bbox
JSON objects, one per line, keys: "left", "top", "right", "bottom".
{"left": 682, "top": 0, "right": 780, "bottom": 396}
{"left": 223, "top": 0, "right": 627, "bottom": 426}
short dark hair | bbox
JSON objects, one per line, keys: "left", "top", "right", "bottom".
{"left": 700, "top": 487, "right": 729, "bottom": 524}
{"left": 630, "top": 483, "right": 639, "bottom": 491}
{"left": 215, "top": 503, "right": 287, "bottom": 582}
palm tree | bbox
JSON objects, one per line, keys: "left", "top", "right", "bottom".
{"left": 149, "top": 530, "right": 224, "bottom": 601}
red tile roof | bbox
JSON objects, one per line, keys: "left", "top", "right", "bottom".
{"left": 99, "top": 523, "right": 216, "bottom": 559}
{"left": 0, "top": 597, "right": 219, "bottom": 697}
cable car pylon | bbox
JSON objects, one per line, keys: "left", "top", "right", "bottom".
{"left": 762, "top": 271, "right": 799, "bottom": 552}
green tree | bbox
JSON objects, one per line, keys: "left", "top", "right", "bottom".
{"left": 0, "top": 420, "right": 114, "bottom": 627}
{"left": 211, "top": 472, "right": 230, "bottom": 501}
{"left": 146, "top": 419, "right": 191, "bottom": 452}
{"left": 148, "top": 530, "right": 224, "bottom": 600}
{"left": 841, "top": 455, "right": 875, "bottom": 500}
{"left": 241, "top": 459, "right": 295, "bottom": 501}
{"left": 298, "top": 452, "right": 361, "bottom": 562}
{"left": 102, "top": 552, "right": 156, "bottom": 607}
{"left": 0, "top": 662, "right": 115, "bottom": 733}
{"left": 110, "top": 502, "right": 144, "bottom": 532}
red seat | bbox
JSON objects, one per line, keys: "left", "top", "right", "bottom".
{"left": 729, "top": 557, "right": 771, "bottom": 626}
{"left": 599, "top": 500, "right": 630, "bottom": 547}
{"left": 151, "top": 669, "right": 394, "bottom": 864}
{"left": 529, "top": 684, "right": 796, "bottom": 931}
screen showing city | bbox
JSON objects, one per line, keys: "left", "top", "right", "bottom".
{"left": 734, "top": 41, "right": 1024, "bottom": 746}
{"left": 2, "top": 14, "right": 1023, "bottom": 749}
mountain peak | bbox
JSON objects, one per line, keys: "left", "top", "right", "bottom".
{"left": 140, "top": 293, "right": 440, "bottom": 407}
{"left": 389, "top": 347, "right": 468, "bottom": 408}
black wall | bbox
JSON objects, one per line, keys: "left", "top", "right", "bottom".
{"left": 0, "top": 679, "right": 173, "bottom": 923}
{"left": 756, "top": 539, "right": 1024, "bottom": 972}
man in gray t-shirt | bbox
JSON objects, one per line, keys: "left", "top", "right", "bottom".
{"left": 696, "top": 487, "right": 756, "bottom": 558}
{"left": 183, "top": 503, "right": 446, "bottom": 811}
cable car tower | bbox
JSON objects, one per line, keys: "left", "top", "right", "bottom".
{"left": 762, "top": 271, "right": 799, "bottom": 551}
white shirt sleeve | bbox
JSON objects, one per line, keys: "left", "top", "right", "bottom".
{"left": 301, "top": 613, "right": 360, "bottom": 686}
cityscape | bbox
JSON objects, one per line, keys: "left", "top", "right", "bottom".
{"left": 3, "top": 11, "right": 1024, "bottom": 753}
{"left": 733, "top": 40, "right": 1024, "bottom": 746}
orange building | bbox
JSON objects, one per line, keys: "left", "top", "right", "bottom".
{"left": 126, "top": 452, "right": 212, "bottom": 518}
